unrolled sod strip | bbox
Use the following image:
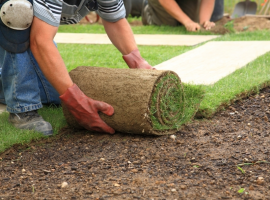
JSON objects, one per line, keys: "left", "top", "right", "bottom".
{"left": 62, "top": 67, "right": 185, "bottom": 135}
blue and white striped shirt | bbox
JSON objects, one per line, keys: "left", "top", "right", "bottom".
{"left": 33, "top": 0, "right": 126, "bottom": 27}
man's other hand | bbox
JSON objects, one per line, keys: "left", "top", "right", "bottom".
{"left": 60, "top": 84, "right": 115, "bottom": 134}
{"left": 123, "top": 49, "right": 155, "bottom": 69}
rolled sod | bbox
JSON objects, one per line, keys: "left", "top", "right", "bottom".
{"left": 62, "top": 67, "right": 185, "bottom": 135}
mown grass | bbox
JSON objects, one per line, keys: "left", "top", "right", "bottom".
{"left": 198, "top": 52, "right": 270, "bottom": 117}
{"left": 1, "top": 18, "right": 270, "bottom": 153}
{"left": 58, "top": 24, "right": 216, "bottom": 35}
{"left": 0, "top": 106, "right": 66, "bottom": 153}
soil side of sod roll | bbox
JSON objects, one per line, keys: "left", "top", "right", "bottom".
{"left": 62, "top": 66, "right": 185, "bottom": 135}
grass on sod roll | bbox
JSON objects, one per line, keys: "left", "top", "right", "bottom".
{"left": 149, "top": 73, "right": 204, "bottom": 131}
{"left": 150, "top": 74, "right": 185, "bottom": 130}
{"left": 1, "top": 27, "right": 270, "bottom": 153}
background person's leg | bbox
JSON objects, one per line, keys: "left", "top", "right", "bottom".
{"left": 142, "top": 0, "right": 179, "bottom": 26}
{"left": 210, "top": 0, "right": 224, "bottom": 22}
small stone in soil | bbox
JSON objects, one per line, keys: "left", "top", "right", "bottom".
{"left": 256, "top": 177, "right": 264, "bottom": 185}
{"left": 61, "top": 182, "right": 68, "bottom": 188}
{"left": 180, "top": 185, "right": 187, "bottom": 190}
{"left": 170, "top": 135, "right": 176, "bottom": 140}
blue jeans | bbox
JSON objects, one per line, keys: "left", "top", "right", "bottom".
{"left": 0, "top": 46, "right": 60, "bottom": 113}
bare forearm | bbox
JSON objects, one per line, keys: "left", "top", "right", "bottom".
{"left": 103, "top": 18, "right": 137, "bottom": 55}
{"left": 30, "top": 17, "right": 73, "bottom": 95}
{"left": 158, "top": 0, "right": 192, "bottom": 24}
{"left": 200, "top": 0, "right": 215, "bottom": 24}
{"left": 30, "top": 41, "right": 73, "bottom": 95}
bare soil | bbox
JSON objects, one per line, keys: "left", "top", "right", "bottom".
{"left": 1, "top": 86, "right": 270, "bottom": 199}
{"left": 209, "top": 16, "right": 270, "bottom": 34}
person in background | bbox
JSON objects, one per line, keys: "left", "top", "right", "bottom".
{"left": 141, "top": 0, "right": 224, "bottom": 32}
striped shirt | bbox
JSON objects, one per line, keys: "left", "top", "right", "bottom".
{"left": 33, "top": 0, "right": 126, "bottom": 27}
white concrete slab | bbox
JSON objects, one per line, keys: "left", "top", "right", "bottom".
{"left": 54, "top": 33, "right": 219, "bottom": 46}
{"left": 0, "top": 103, "right": 6, "bottom": 114}
{"left": 155, "top": 41, "right": 270, "bottom": 85}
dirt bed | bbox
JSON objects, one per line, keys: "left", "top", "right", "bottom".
{"left": 209, "top": 16, "right": 270, "bottom": 34}
{"left": 1, "top": 86, "right": 270, "bottom": 199}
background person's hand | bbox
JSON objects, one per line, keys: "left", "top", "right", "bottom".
{"left": 60, "top": 84, "right": 115, "bottom": 134}
{"left": 184, "top": 21, "right": 201, "bottom": 32}
{"left": 202, "top": 21, "right": 215, "bottom": 30}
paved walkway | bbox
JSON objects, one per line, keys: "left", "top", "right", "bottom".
{"left": 54, "top": 33, "right": 219, "bottom": 46}
{"left": 155, "top": 41, "right": 270, "bottom": 85}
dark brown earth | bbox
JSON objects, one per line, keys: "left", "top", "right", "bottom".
{"left": 1, "top": 85, "right": 270, "bottom": 199}
{"left": 209, "top": 16, "right": 270, "bottom": 34}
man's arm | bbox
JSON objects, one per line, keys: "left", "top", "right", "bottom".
{"left": 102, "top": 18, "right": 137, "bottom": 55}
{"left": 30, "top": 17, "right": 73, "bottom": 95}
{"left": 30, "top": 17, "right": 115, "bottom": 134}
{"left": 158, "top": 0, "right": 200, "bottom": 32}
{"left": 199, "top": 0, "right": 216, "bottom": 30}
{"left": 103, "top": 18, "right": 153, "bottom": 69}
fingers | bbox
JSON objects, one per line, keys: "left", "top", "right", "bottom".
{"left": 203, "top": 21, "right": 215, "bottom": 30}
{"left": 195, "top": 24, "right": 201, "bottom": 31}
{"left": 90, "top": 100, "right": 115, "bottom": 134}
{"left": 81, "top": 120, "right": 115, "bottom": 134}
{"left": 93, "top": 121, "right": 115, "bottom": 134}
{"left": 185, "top": 22, "right": 200, "bottom": 32}
{"left": 137, "top": 61, "right": 154, "bottom": 69}
{"left": 94, "top": 100, "right": 114, "bottom": 116}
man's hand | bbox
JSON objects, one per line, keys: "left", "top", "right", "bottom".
{"left": 183, "top": 20, "right": 201, "bottom": 32}
{"left": 202, "top": 21, "right": 215, "bottom": 30}
{"left": 123, "top": 49, "right": 155, "bottom": 69}
{"left": 60, "top": 84, "right": 115, "bottom": 134}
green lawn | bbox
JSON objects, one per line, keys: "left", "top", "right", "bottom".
{"left": 1, "top": 13, "right": 270, "bottom": 153}
{"left": 58, "top": 29, "right": 270, "bottom": 120}
{"left": 58, "top": 23, "right": 217, "bottom": 35}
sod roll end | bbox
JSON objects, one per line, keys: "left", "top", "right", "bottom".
{"left": 62, "top": 67, "right": 185, "bottom": 135}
